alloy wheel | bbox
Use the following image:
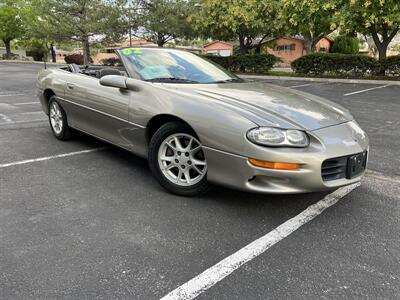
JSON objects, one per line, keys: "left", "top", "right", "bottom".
{"left": 49, "top": 101, "right": 63, "bottom": 135}
{"left": 158, "top": 133, "right": 207, "bottom": 186}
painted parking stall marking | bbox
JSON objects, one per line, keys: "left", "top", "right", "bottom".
{"left": 288, "top": 83, "right": 313, "bottom": 88}
{"left": 161, "top": 183, "right": 360, "bottom": 300}
{"left": 0, "top": 92, "right": 25, "bottom": 97}
{"left": 14, "top": 101, "right": 40, "bottom": 106}
{"left": 0, "top": 147, "right": 110, "bottom": 168}
{"left": 344, "top": 84, "right": 391, "bottom": 96}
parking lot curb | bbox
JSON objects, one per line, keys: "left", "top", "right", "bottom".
{"left": 240, "top": 75, "right": 400, "bottom": 86}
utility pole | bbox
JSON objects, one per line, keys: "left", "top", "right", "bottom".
{"left": 128, "top": 1, "right": 133, "bottom": 47}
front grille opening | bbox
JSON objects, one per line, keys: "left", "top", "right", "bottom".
{"left": 321, "top": 156, "right": 348, "bottom": 181}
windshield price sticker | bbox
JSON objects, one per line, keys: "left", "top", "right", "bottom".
{"left": 122, "top": 48, "right": 142, "bottom": 56}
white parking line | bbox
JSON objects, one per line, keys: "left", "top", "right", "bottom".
{"left": 344, "top": 84, "right": 391, "bottom": 96}
{"left": 14, "top": 102, "right": 40, "bottom": 106}
{"left": 0, "top": 93, "right": 25, "bottom": 97}
{"left": 161, "top": 183, "right": 360, "bottom": 300}
{"left": 0, "top": 147, "right": 110, "bottom": 168}
{"left": 289, "top": 83, "right": 313, "bottom": 88}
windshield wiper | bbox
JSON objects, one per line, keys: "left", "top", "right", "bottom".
{"left": 212, "top": 78, "right": 244, "bottom": 84}
{"left": 145, "top": 77, "right": 199, "bottom": 83}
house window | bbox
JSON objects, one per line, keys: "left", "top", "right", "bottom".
{"left": 275, "top": 44, "right": 296, "bottom": 51}
{"left": 319, "top": 47, "right": 328, "bottom": 52}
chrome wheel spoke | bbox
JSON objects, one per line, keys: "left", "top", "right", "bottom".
{"left": 166, "top": 141, "right": 176, "bottom": 151}
{"left": 190, "top": 145, "right": 201, "bottom": 154}
{"left": 160, "top": 155, "right": 174, "bottom": 162}
{"left": 183, "top": 169, "right": 191, "bottom": 183}
{"left": 185, "top": 138, "right": 194, "bottom": 151}
{"left": 164, "top": 163, "right": 176, "bottom": 171}
{"left": 173, "top": 136, "right": 184, "bottom": 151}
{"left": 192, "top": 158, "right": 206, "bottom": 166}
{"left": 192, "top": 165, "right": 204, "bottom": 175}
{"left": 176, "top": 169, "right": 183, "bottom": 183}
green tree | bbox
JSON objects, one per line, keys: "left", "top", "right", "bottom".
{"left": 281, "top": 0, "right": 337, "bottom": 53}
{"left": 337, "top": 0, "right": 400, "bottom": 62}
{"left": 0, "top": 0, "right": 24, "bottom": 59}
{"left": 331, "top": 35, "right": 360, "bottom": 54}
{"left": 189, "top": 0, "right": 281, "bottom": 54}
{"left": 29, "top": 0, "right": 127, "bottom": 65}
{"left": 132, "top": 0, "right": 196, "bottom": 47}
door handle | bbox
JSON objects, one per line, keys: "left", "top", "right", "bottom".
{"left": 66, "top": 83, "right": 75, "bottom": 89}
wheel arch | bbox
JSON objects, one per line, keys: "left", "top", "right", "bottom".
{"left": 146, "top": 114, "right": 199, "bottom": 144}
{"left": 43, "top": 89, "right": 56, "bottom": 113}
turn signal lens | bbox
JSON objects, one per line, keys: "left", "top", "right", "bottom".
{"left": 248, "top": 158, "right": 300, "bottom": 170}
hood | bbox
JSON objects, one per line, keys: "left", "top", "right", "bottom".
{"left": 166, "top": 82, "right": 352, "bottom": 131}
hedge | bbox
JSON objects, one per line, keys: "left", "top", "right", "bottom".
{"left": 291, "top": 53, "right": 380, "bottom": 76}
{"left": 384, "top": 55, "right": 400, "bottom": 77}
{"left": 64, "top": 53, "right": 93, "bottom": 65}
{"left": 201, "top": 54, "right": 278, "bottom": 74}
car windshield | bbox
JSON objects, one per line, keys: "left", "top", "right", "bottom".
{"left": 117, "top": 48, "right": 242, "bottom": 84}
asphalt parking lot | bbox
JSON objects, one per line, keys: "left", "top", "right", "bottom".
{"left": 1, "top": 63, "right": 399, "bottom": 299}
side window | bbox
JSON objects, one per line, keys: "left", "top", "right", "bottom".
{"left": 275, "top": 44, "right": 295, "bottom": 52}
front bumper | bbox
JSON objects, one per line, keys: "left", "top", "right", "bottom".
{"left": 203, "top": 122, "right": 369, "bottom": 194}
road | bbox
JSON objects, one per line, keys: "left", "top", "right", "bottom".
{"left": 0, "top": 63, "right": 399, "bottom": 299}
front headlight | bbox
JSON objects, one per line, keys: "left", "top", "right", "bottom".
{"left": 247, "top": 127, "right": 309, "bottom": 147}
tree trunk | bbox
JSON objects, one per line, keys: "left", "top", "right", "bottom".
{"left": 50, "top": 43, "right": 56, "bottom": 63}
{"left": 370, "top": 24, "right": 399, "bottom": 75}
{"left": 157, "top": 39, "right": 165, "bottom": 47}
{"left": 303, "top": 38, "right": 313, "bottom": 54}
{"left": 157, "top": 33, "right": 165, "bottom": 47}
{"left": 82, "top": 36, "right": 91, "bottom": 65}
{"left": 376, "top": 44, "right": 387, "bottom": 62}
{"left": 238, "top": 35, "right": 248, "bottom": 55}
{"left": 4, "top": 39, "right": 11, "bottom": 59}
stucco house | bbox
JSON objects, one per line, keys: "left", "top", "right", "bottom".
{"left": 204, "top": 41, "right": 234, "bottom": 56}
{"left": 261, "top": 37, "right": 334, "bottom": 64}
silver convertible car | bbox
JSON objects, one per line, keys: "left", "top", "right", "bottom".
{"left": 37, "top": 48, "right": 368, "bottom": 196}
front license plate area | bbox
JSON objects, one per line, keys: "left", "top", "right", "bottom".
{"left": 346, "top": 152, "right": 367, "bottom": 179}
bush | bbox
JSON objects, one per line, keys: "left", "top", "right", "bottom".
{"left": 291, "top": 53, "right": 379, "bottom": 76}
{"left": 331, "top": 35, "right": 360, "bottom": 54}
{"left": 25, "top": 41, "right": 47, "bottom": 61}
{"left": 26, "top": 49, "right": 46, "bottom": 61}
{"left": 384, "top": 55, "right": 400, "bottom": 76}
{"left": 201, "top": 54, "right": 278, "bottom": 74}
{"left": 100, "top": 57, "right": 122, "bottom": 66}
{"left": 64, "top": 53, "right": 93, "bottom": 65}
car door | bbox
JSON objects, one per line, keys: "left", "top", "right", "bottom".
{"left": 61, "top": 73, "right": 132, "bottom": 148}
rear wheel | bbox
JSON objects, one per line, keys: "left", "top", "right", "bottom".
{"left": 148, "top": 122, "right": 209, "bottom": 196}
{"left": 48, "top": 96, "right": 72, "bottom": 140}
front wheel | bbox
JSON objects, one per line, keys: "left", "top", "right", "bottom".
{"left": 48, "top": 96, "right": 72, "bottom": 140}
{"left": 148, "top": 122, "right": 210, "bottom": 196}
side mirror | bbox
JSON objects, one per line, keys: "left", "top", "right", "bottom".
{"left": 99, "top": 75, "right": 127, "bottom": 89}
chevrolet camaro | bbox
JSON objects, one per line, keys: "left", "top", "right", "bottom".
{"left": 37, "top": 48, "right": 368, "bottom": 196}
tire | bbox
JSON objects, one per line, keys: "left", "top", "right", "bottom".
{"left": 48, "top": 96, "right": 72, "bottom": 140}
{"left": 148, "top": 122, "right": 210, "bottom": 196}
